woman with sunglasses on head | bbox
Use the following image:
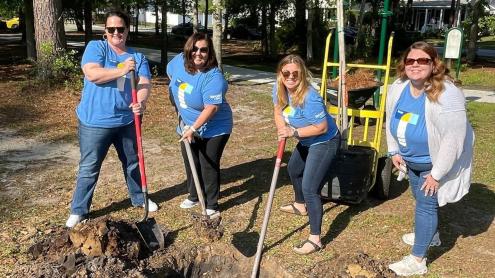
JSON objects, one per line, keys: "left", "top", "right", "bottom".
{"left": 273, "top": 54, "right": 340, "bottom": 255}
{"left": 167, "top": 32, "right": 232, "bottom": 218}
{"left": 386, "top": 41, "right": 474, "bottom": 276}
{"left": 65, "top": 9, "right": 155, "bottom": 228}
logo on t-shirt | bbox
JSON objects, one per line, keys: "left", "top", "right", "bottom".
{"left": 396, "top": 109, "right": 419, "bottom": 147}
{"left": 282, "top": 105, "right": 295, "bottom": 124}
{"left": 209, "top": 94, "right": 222, "bottom": 102}
{"left": 177, "top": 80, "right": 194, "bottom": 108}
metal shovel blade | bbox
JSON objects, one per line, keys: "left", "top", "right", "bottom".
{"left": 135, "top": 218, "right": 166, "bottom": 251}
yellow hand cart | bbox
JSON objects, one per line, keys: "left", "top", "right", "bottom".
{"left": 319, "top": 31, "right": 395, "bottom": 203}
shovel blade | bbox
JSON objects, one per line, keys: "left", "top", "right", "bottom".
{"left": 135, "top": 218, "right": 167, "bottom": 251}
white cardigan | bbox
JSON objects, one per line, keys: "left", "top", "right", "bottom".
{"left": 386, "top": 79, "right": 475, "bottom": 207}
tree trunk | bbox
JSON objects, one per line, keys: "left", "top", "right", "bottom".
{"left": 161, "top": 0, "right": 169, "bottom": 74}
{"left": 467, "top": 0, "right": 482, "bottom": 64}
{"left": 261, "top": 7, "right": 268, "bottom": 57}
{"left": 204, "top": 0, "right": 209, "bottom": 31}
{"left": 193, "top": 0, "right": 199, "bottom": 33}
{"left": 449, "top": 0, "right": 456, "bottom": 27}
{"left": 182, "top": 0, "right": 186, "bottom": 24}
{"left": 295, "top": 0, "right": 306, "bottom": 56}
{"left": 25, "top": 0, "right": 36, "bottom": 61}
{"left": 306, "top": 2, "right": 314, "bottom": 62}
{"left": 84, "top": 0, "right": 93, "bottom": 45}
{"left": 212, "top": 0, "right": 222, "bottom": 71}
{"left": 135, "top": 4, "right": 139, "bottom": 36}
{"left": 154, "top": 1, "right": 159, "bottom": 35}
{"left": 268, "top": 3, "right": 277, "bottom": 58}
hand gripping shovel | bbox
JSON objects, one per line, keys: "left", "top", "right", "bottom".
{"left": 251, "top": 139, "right": 286, "bottom": 277}
{"left": 130, "top": 70, "right": 165, "bottom": 251}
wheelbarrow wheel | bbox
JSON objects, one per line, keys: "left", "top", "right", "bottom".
{"left": 371, "top": 156, "right": 392, "bottom": 199}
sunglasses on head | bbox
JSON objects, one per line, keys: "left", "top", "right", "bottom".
{"left": 405, "top": 57, "right": 431, "bottom": 66}
{"left": 192, "top": 46, "right": 209, "bottom": 54}
{"left": 106, "top": 27, "right": 126, "bottom": 34}
{"left": 281, "top": 70, "right": 299, "bottom": 79}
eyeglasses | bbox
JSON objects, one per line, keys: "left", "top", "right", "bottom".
{"left": 405, "top": 57, "right": 432, "bottom": 66}
{"left": 106, "top": 27, "right": 126, "bottom": 34}
{"left": 282, "top": 70, "right": 299, "bottom": 80}
{"left": 192, "top": 46, "right": 209, "bottom": 54}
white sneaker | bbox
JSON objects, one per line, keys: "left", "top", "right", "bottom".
{"left": 402, "top": 232, "right": 441, "bottom": 247}
{"left": 389, "top": 255, "right": 427, "bottom": 276}
{"left": 180, "top": 199, "right": 198, "bottom": 209}
{"left": 206, "top": 209, "right": 220, "bottom": 219}
{"left": 142, "top": 199, "right": 158, "bottom": 212}
{"left": 66, "top": 214, "right": 84, "bottom": 228}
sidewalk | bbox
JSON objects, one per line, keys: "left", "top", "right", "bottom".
{"left": 72, "top": 42, "right": 495, "bottom": 104}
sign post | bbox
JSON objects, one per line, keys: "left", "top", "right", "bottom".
{"left": 443, "top": 27, "right": 463, "bottom": 79}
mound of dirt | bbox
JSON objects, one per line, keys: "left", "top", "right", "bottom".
{"left": 11, "top": 216, "right": 287, "bottom": 277}
{"left": 191, "top": 212, "right": 224, "bottom": 242}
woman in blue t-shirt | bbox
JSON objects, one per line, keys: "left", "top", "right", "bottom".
{"left": 386, "top": 42, "right": 474, "bottom": 276}
{"left": 66, "top": 10, "right": 156, "bottom": 228}
{"left": 273, "top": 54, "right": 340, "bottom": 255}
{"left": 167, "top": 32, "right": 233, "bottom": 218}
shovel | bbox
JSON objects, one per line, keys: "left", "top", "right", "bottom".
{"left": 130, "top": 70, "right": 165, "bottom": 251}
{"left": 182, "top": 139, "right": 208, "bottom": 217}
{"left": 251, "top": 139, "right": 286, "bottom": 278}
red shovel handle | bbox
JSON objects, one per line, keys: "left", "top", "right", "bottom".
{"left": 130, "top": 70, "right": 147, "bottom": 192}
{"left": 275, "top": 139, "right": 286, "bottom": 167}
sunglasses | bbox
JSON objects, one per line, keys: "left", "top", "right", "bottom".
{"left": 405, "top": 57, "right": 432, "bottom": 66}
{"left": 192, "top": 46, "right": 209, "bottom": 54}
{"left": 282, "top": 70, "right": 299, "bottom": 80}
{"left": 106, "top": 27, "right": 126, "bottom": 34}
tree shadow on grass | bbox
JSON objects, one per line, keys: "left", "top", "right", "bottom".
{"left": 321, "top": 175, "right": 410, "bottom": 246}
{"left": 428, "top": 183, "right": 495, "bottom": 263}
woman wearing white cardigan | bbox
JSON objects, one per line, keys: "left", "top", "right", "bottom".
{"left": 386, "top": 41, "right": 474, "bottom": 276}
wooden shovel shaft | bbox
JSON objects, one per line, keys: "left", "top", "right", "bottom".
{"left": 251, "top": 139, "right": 286, "bottom": 278}
{"left": 183, "top": 140, "right": 208, "bottom": 216}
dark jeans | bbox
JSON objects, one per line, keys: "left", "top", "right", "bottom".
{"left": 406, "top": 161, "right": 438, "bottom": 258}
{"left": 70, "top": 122, "right": 144, "bottom": 216}
{"left": 288, "top": 135, "right": 340, "bottom": 235}
{"left": 180, "top": 134, "right": 230, "bottom": 210}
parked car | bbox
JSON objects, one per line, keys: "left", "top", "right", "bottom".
{"left": 5, "top": 17, "right": 19, "bottom": 29}
{"left": 227, "top": 25, "right": 261, "bottom": 40}
{"left": 171, "top": 22, "right": 212, "bottom": 37}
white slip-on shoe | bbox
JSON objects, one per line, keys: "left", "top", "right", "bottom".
{"left": 402, "top": 232, "right": 441, "bottom": 247}
{"left": 389, "top": 255, "right": 427, "bottom": 276}
{"left": 180, "top": 199, "right": 199, "bottom": 209}
{"left": 66, "top": 214, "right": 84, "bottom": 228}
{"left": 206, "top": 209, "right": 220, "bottom": 219}
{"left": 142, "top": 199, "right": 158, "bottom": 212}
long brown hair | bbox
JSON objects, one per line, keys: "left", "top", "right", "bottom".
{"left": 183, "top": 32, "right": 218, "bottom": 74}
{"left": 396, "top": 41, "right": 452, "bottom": 102}
{"left": 276, "top": 54, "right": 312, "bottom": 107}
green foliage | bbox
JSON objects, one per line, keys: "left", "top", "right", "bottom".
{"left": 479, "top": 15, "right": 495, "bottom": 36}
{"left": 275, "top": 18, "right": 297, "bottom": 53}
{"left": 34, "top": 42, "right": 82, "bottom": 91}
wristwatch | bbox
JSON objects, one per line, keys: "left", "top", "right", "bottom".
{"left": 293, "top": 128, "right": 299, "bottom": 138}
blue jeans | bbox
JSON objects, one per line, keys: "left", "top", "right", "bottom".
{"left": 288, "top": 135, "right": 340, "bottom": 235}
{"left": 70, "top": 122, "right": 144, "bottom": 216}
{"left": 406, "top": 161, "right": 438, "bottom": 258}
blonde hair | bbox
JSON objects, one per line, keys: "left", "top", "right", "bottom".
{"left": 276, "top": 54, "right": 312, "bottom": 107}
{"left": 396, "top": 41, "right": 452, "bottom": 102}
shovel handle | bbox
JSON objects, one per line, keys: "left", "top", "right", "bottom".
{"left": 251, "top": 139, "right": 286, "bottom": 278}
{"left": 130, "top": 71, "right": 149, "bottom": 220}
{"left": 183, "top": 140, "right": 208, "bottom": 216}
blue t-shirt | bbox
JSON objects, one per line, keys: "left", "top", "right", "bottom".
{"left": 272, "top": 85, "right": 338, "bottom": 146}
{"left": 77, "top": 40, "right": 151, "bottom": 128}
{"left": 389, "top": 85, "right": 431, "bottom": 163}
{"left": 167, "top": 53, "right": 233, "bottom": 138}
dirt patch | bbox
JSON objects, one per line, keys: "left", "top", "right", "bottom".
{"left": 12, "top": 217, "right": 289, "bottom": 277}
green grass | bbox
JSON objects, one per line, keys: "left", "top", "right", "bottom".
{"left": 467, "top": 102, "right": 495, "bottom": 186}
{"left": 459, "top": 67, "right": 495, "bottom": 89}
